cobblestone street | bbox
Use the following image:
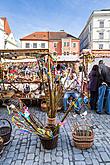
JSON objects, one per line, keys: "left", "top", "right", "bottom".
{"left": 0, "top": 106, "right": 110, "bottom": 165}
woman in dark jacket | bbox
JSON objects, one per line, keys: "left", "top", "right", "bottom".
{"left": 89, "top": 65, "right": 102, "bottom": 111}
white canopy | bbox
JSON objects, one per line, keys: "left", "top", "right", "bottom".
{"left": 1, "top": 58, "right": 37, "bottom": 63}
{"left": 57, "top": 54, "right": 79, "bottom": 62}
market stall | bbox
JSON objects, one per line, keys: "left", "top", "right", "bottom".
{"left": 0, "top": 49, "right": 49, "bottom": 105}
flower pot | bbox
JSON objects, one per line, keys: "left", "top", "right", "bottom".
{"left": 40, "top": 125, "right": 59, "bottom": 149}
{"left": 47, "top": 117, "right": 56, "bottom": 125}
{"left": 0, "top": 119, "right": 12, "bottom": 145}
{"left": 0, "top": 137, "right": 4, "bottom": 154}
{"left": 72, "top": 125, "right": 94, "bottom": 149}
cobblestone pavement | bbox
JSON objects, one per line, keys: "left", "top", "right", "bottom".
{"left": 0, "top": 106, "right": 110, "bottom": 165}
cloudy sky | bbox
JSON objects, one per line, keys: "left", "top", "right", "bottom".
{"left": 0, "top": 0, "right": 110, "bottom": 40}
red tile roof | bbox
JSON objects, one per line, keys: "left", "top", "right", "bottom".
{"left": 20, "top": 32, "right": 49, "bottom": 41}
{"left": 20, "top": 31, "right": 79, "bottom": 40}
{"left": 1, "top": 17, "right": 11, "bottom": 35}
{"left": 49, "top": 32, "right": 79, "bottom": 40}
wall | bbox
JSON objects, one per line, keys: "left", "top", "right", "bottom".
{"left": 79, "top": 10, "right": 110, "bottom": 50}
{"left": 21, "top": 40, "right": 48, "bottom": 49}
{"left": 93, "top": 15, "right": 110, "bottom": 49}
{"left": 0, "top": 19, "right": 5, "bottom": 49}
{"left": 49, "top": 40, "right": 62, "bottom": 56}
{"left": 5, "top": 33, "right": 17, "bottom": 49}
{"left": 62, "top": 38, "right": 80, "bottom": 54}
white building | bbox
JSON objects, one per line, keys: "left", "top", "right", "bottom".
{"left": 79, "top": 9, "right": 110, "bottom": 51}
{"left": 0, "top": 17, "right": 17, "bottom": 49}
{"left": 0, "top": 18, "right": 5, "bottom": 49}
{"left": 20, "top": 32, "right": 49, "bottom": 49}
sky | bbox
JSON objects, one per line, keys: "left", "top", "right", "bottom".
{"left": 0, "top": 0, "right": 110, "bottom": 40}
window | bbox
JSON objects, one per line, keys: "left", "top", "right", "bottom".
{"left": 64, "top": 42, "right": 66, "bottom": 47}
{"left": 53, "top": 52, "right": 57, "bottom": 56}
{"left": 64, "top": 42, "right": 69, "bottom": 47}
{"left": 67, "top": 52, "right": 69, "bottom": 55}
{"left": 25, "top": 43, "right": 30, "bottom": 48}
{"left": 72, "top": 43, "right": 76, "bottom": 47}
{"left": 99, "top": 20, "right": 104, "bottom": 28}
{"left": 33, "top": 43, "right": 37, "bottom": 48}
{"left": 54, "top": 42, "right": 57, "bottom": 48}
{"left": 67, "top": 42, "right": 69, "bottom": 46}
{"left": 99, "top": 44, "right": 103, "bottom": 49}
{"left": 41, "top": 43, "right": 45, "bottom": 48}
{"left": 99, "top": 32, "right": 104, "bottom": 39}
{"left": 64, "top": 52, "right": 66, "bottom": 55}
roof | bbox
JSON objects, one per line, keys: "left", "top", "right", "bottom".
{"left": 1, "top": 17, "right": 11, "bottom": 35}
{"left": 20, "top": 32, "right": 49, "bottom": 41}
{"left": 20, "top": 31, "right": 79, "bottom": 40}
{"left": 49, "top": 32, "right": 79, "bottom": 40}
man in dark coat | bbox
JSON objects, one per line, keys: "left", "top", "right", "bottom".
{"left": 97, "top": 60, "right": 110, "bottom": 114}
{"left": 99, "top": 60, "right": 110, "bottom": 86}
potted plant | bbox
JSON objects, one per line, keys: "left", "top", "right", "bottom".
{"left": 4, "top": 97, "right": 62, "bottom": 149}
{"left": 38, "top": 55, "right": 74, "bottom": 125}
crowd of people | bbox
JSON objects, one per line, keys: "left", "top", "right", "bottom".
{"left": 89, "top": 60, "right": 110, "bottom": 114}
{"left": 0, "top": 59, "right": 110, "bottom": 115}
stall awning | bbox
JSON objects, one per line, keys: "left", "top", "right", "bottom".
{"left": 57, "top": 54, "right": 79, "bottom": 62}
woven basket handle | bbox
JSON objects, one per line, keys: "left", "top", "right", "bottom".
{"left": 0, "top": 119, "right": 12, "bottom": 132}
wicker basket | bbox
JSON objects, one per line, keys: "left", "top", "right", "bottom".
{"left": 0, "top": 119, "right": 12, "bottom": 145}
{"left": 0, "top": 137, "right": 4, "bottom": 154}
{"left": 72, "top": 124, "right": 94, "bottom": 149}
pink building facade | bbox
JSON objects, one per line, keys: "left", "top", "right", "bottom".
{"left": 48, "top": 32, "right": 80, "bottom": 61}
{"left": 61, "top": 38, "right": 80, "bottom": 55}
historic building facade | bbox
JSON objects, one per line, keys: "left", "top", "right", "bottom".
{"left": 20, "top": 31, "right": 80, "bottom": 61}
{"left": 0, "top": 17, "right": 17, "bottom": 49}
{"left": 79, "top": 9, "right": 110, "bottom": 51}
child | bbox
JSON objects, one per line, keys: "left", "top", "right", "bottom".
{"left": 67, "top": 94, "right": 81, "bottom": 114}
{"left": 67, "top": 95, "right": 74, "bottom": 109}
